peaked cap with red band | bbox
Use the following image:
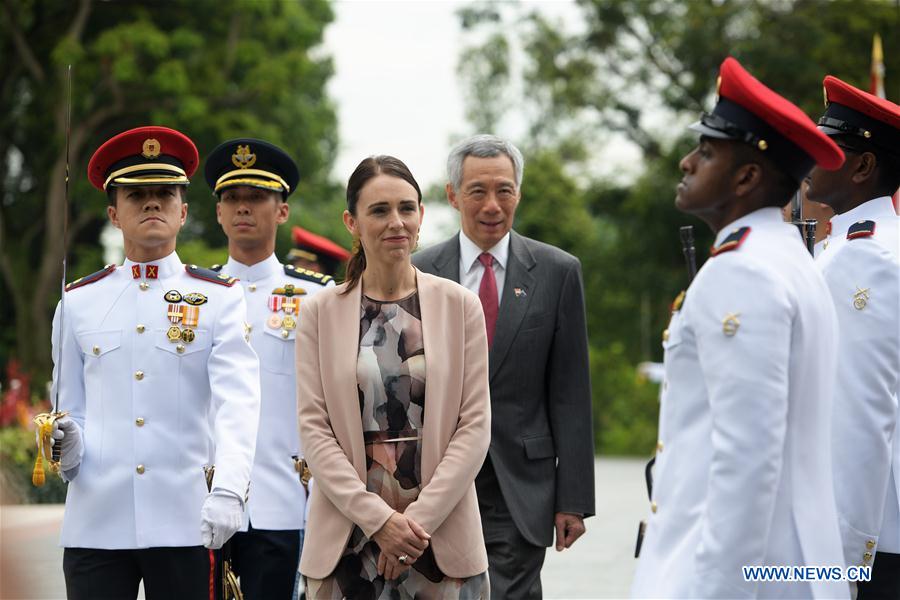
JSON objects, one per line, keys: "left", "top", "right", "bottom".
{"left": 690, "top": 57, "right": 844, "bottom": 182}
{"left": 289, "top": 226, "right": 350, "bottom": 262}
{"left": 818, "top": 76, "right": 900, "bottom": 151}
{"left": 88, "top": 126, "right": 199, "bottom": 191}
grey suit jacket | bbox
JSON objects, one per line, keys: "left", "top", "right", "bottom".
{"left": 413, "top": 230, "right": 595, "bottom": 546}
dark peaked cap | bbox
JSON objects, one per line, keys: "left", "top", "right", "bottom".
{"left": 205, "top": 138, "right": 299, "bottom": 199}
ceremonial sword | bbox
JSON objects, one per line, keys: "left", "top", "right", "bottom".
{"left": 33, "top": 65, "right": 73, "bottom": 486}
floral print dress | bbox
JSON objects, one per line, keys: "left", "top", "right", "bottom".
{"left": 305, "top": 291, "right": 488, "bottom": 600}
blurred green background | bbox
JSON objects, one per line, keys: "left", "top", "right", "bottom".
{"left": 2, "top": 0, "right": 897, "bottom": 502}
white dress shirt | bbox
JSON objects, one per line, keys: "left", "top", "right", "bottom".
{"left": 631, "top": 208, "right": 847, "bottom": 599}
{"left": 817, "top": 196, "right": 900, "bottom": 564}
{"left": 459, "top": 231, "right": 510, "bottom": 300}
{"left": 53, "top": 251, "right": 261, "bottom": 549}
{"left": 224, "top": 253, "right": 334, "bottom": 531}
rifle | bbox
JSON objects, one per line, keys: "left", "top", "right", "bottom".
{"left": 790, "top": 188, "right": 818, "bottom": 256}
{"left": 636, "top": 225, "right": 699, "bottom": 558}
{"left": 33, "top": 65, "right": 73, "bottom": 486}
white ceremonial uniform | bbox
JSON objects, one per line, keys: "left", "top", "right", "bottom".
{"left": 631, "top": 207, "right": 848, "bottom": 599}
{"left": 817, "top": 196, "right": 900, "bottom": 568}
{"left": 221, "top": 254, "right": 334, "bottom": 531}
{"left": 52, "top": 251, "right": 261, "bottom": 549}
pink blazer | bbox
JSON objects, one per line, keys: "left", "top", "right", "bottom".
{"left": 296, "top": 269, "right": 491, "bottom": 579}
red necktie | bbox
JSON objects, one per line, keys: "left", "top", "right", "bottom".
{"left": 478, "top": 252, "right": 498, "bottom": 347}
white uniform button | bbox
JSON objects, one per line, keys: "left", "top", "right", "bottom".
{"left": 139, "top": 282, "right": 150, "bottom": 291}
{"left": 136, "top": 464, "right": 145, "bottom": 474}
{"left": 176, "top": 344, "right": 185, "bottom": 354}
{"left": 656, "top": 441, "right": 664, "bottom": 452}
{"left": 136, "top": 324, "right": 146, "bottom": 333}
{"left": 92, "top": 346, "right": 100, "bottom": 355}
{"left": 134, "top": 370, "right": 144, "bottom": 381}
{"left": 651, "top": 501, "right": 658, "bottom": 514}
{"left": 281, "top": 330, "right": 290, "bottom": 339}
{"left": 248, "top": 284, "right": 257, "bottom": 292}
{"left": 135, "top": 417, "right": 145, "bottom": 427}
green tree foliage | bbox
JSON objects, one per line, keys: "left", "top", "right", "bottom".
{"left": 0, "top": 0, "right": 340, "bottom": 379}
{"left": 457, "top": 0, "right": 899, "bottom": 454}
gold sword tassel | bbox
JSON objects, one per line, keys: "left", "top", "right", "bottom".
{"left": 32, "top": 411, "right": 68, "bottom": 486}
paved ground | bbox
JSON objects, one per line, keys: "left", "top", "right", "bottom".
{"left": 0, "top": 457, "right": 646, "bottom": 599}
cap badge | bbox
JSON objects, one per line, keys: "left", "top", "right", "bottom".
{"left": 142, "top": 138, "right": 161, "bottom": 159}
{"left": 715, "top": 75, "right": 722, "bottom": 99}
{"left": 232, "top": 145, "right": 257, "bottom": 169}
{"left": 823, "top": 85, "right": 829, "bottom": 107}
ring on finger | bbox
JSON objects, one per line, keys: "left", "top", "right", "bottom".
{"left": 398, "top": 554, "right": 408, "bottom": 565}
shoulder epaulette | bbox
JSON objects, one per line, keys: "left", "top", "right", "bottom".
{"left": 185, "top": 264, "right": 237, "bottom": 287}
{"left": 710, "top": 226, "right": 751, "bottom": 257}
{"left": 847, "top": 220, "right": 876, "bottom": 240}
{"left": 65, "top": 264, "right": 117, "bottom": 292}
{"left": 284, "top": 264, "right": 333, "bottom": 285}
{"left": 209, "top": 264, "right": 223, "bottom": 272}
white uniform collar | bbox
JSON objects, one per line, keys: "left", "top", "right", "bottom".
{"left": 829, "top": 196, "right": 895, "bottom": 236}
{"left": 123, "top": 251, "right": 182, "bottom": 280}
{"left": 714, "top": 206, "right": 784, "bottom": 247}
{"left": 460, "top": 230, "right": 510, "bottom": 274}
{"left": 224, "top": 253, "right": 282, "bottom": 282}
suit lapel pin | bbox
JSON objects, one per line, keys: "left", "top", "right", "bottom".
{"left": 722, "top": 312, "right": 740, "bottom": 337}
{"left": 853, "top": 287, "right": 870, "bottom": 310}
{"left": 514, "top": 287, "right": 526, "bottom": 298}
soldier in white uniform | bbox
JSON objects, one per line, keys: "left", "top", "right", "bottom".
{"left": 808, "top": 76, "right": 900, "bottom": 599}
{"left": 206, "top": 138, "right": 335, "bottom": 599}
{"left": 50, "top": 126, "right": 261, "bottom": 599}
{"left": 630, "top": 57, "right": 849, "bottom": 599}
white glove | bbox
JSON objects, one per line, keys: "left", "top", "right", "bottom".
{"left": 51, "top": 417, "right": 83, "bottom": 472}
{"left": 200, "top": 489, "right": 244, "bottom": 549}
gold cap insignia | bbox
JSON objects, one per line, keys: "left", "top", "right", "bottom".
{"left": 232, "top": 145, "right": 257, "bottom": 169}
{"left": 142, "top": 138, "right": 161, "bottom": 159}
{"left": 715, "top": 75, "right": 722, "bottom": 99}
{"left": 823, "top": 85, "right": 828, "bottom": 107}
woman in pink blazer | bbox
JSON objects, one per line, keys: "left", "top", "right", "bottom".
{"left": 297, "top": 155, "right": 491, "bottom": 598}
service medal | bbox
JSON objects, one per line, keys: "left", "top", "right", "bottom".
{"left": 167, "top": 304, "right": 184, "bottom": 323}
{"left": 181, "top": 328, "right": 196, "bottom": 343}
{"left": 282, "top": 315, "right": 296, "bottom": 330}
{"left": 182, "top": 305, "right": 200, "bottom": 328}
{"left": 267, "top": 314, "right": 283, "bottom": 329}
{"left": 283, "top": 298, "right": 299, "bottom": 315}
{"left": 267, "top": 295, "right": 284, "bottom": 312}
{"left": 167, "top": 326, "right": 182, "bottom": 342}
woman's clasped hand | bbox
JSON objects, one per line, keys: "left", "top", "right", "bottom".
{"left": 373, "top": 512, "right": 432, "bottom": 580}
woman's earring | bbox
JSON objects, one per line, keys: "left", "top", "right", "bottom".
{"left": 351, "top": 235, "right": 361, "bottom": 255}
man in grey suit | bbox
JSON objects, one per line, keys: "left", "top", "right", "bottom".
{"left": 412, "top": 134, "right": 595, "bottom": 599}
